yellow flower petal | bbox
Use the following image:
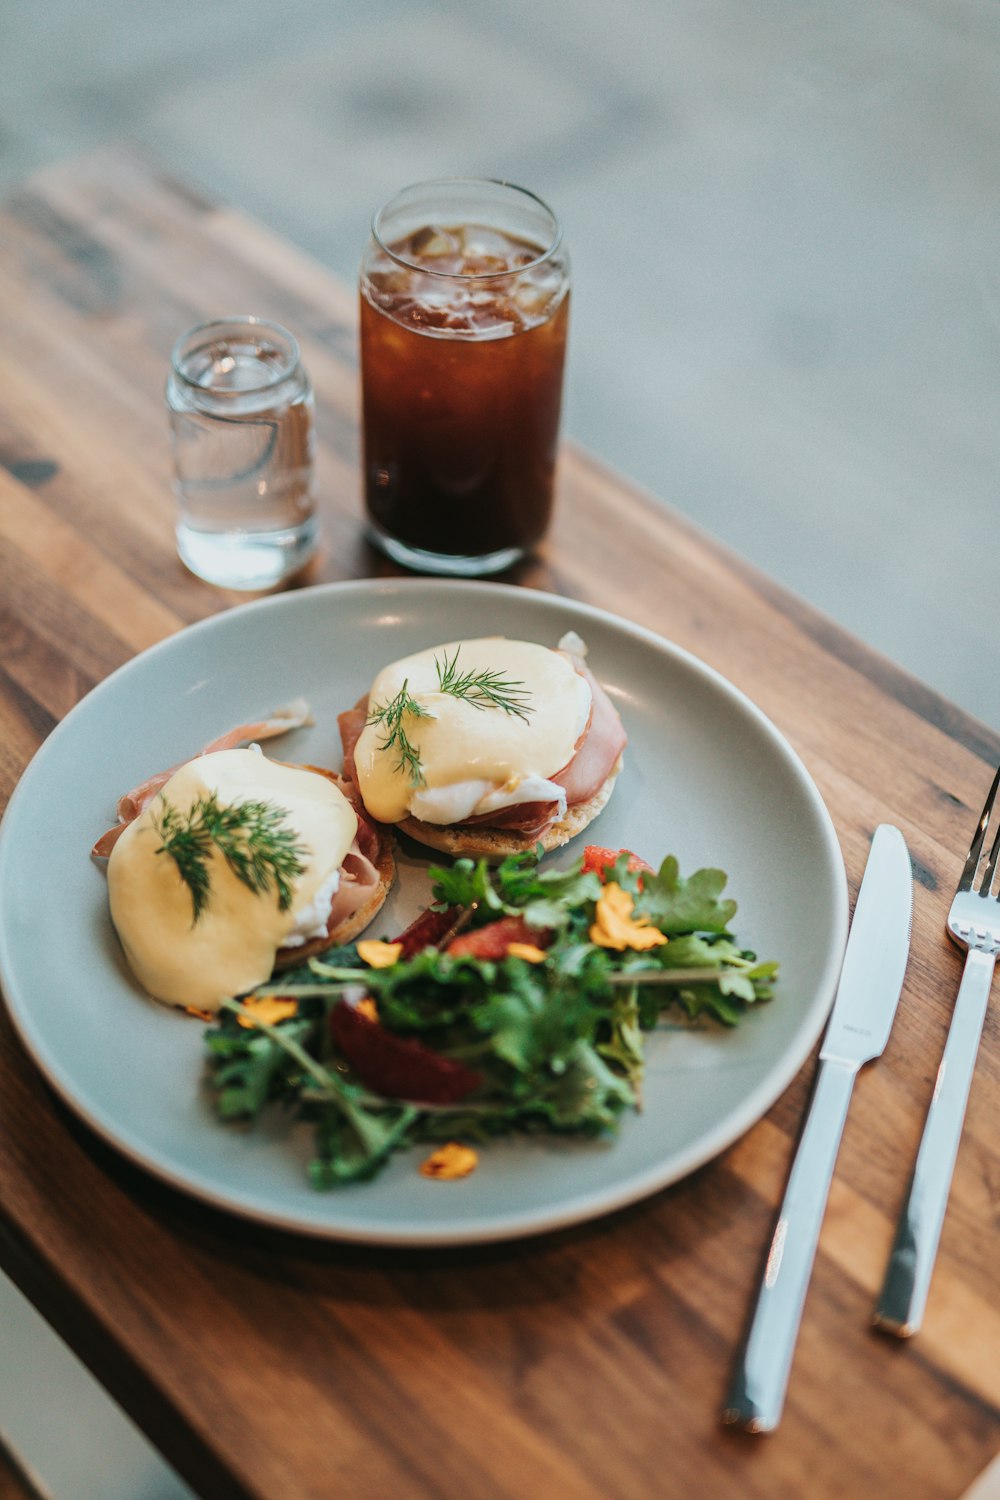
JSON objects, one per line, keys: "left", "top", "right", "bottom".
{"left": 506, "top": 942, "right": 548, "bottom": 964}
{"left": 590, "top": 882, "right": 668, "bottom": 952}
{"left": 420, "top": 1143, "right": 479, "bottom": 1181}
{"left": 237, "top": 995, "right": 299, "bottom": 1028}
{"left": 610, "top": 925, "right": 668, "bottom": 951}
{"left": 355, "top": 996, "right": 379, "bottom": 1022}
{"left": 357, "top": 940, "right": 404, "bottom": 969}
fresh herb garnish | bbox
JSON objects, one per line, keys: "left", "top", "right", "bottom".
{"left": 154, "top": 792, "right": 307, "bottom": 921}
{"left": 202, "top": 847, "right": 778, "bottom": 1187}
{"left": 365, "top": 648, "right": 534, "bottom": 786}
{"left": 365, "top": 679, "right": 431, "bottom": 787}
{"left": 433, "top": 647, "right": 533, "bottom": 720}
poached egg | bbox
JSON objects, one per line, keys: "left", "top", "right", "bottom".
{"left": 353, "top": 637, "right": 592, "bottom": 826}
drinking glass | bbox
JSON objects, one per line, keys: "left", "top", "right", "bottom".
{"left": 359, "top": 179, "right": 570, "bottom": 575}
{"left": 166, "top": 317, "right": 317, "bottom": 590}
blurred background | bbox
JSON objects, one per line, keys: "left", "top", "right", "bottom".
{"left": 3, "top": 0, "right": 999, "bottom": 724}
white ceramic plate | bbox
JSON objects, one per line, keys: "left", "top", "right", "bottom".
{"left": 0, "top": 580, "right": 847, "bottom": 1245}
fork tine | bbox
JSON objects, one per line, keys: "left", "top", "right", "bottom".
{"left": 981, "top": 821, "right": 1000, "bottom": 898}
{"left": 958, "top": 763, "right": 1000, "bottom": 893}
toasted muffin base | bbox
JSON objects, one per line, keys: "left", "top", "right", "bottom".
{"left": 274, "top": 830, "right": 396, "bottom": 966}
{"left": 395, "top": 757, "right": 623, "bottom": 862}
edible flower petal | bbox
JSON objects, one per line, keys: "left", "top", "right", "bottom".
{"left": 590, "top": 882, "right": 668, "bottom": 952}
{"left": 420, "top": 1143, "right": 479, "bottom": 1180}
{"left": 357, "top": 939, "right": 404, "bottom": 969}
{"left": 506, "top": 942, "right": 548, "bottom": 964}
{"left": 237, "top": 995, "right": 299, "bottom": 1028}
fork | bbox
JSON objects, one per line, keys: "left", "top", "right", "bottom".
{"left": 873, "top": 764, "right": 1000, "bottom": 1337}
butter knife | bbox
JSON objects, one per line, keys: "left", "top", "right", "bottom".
{"left": 722, "top": 824, "right": 913, "bottom": 1433}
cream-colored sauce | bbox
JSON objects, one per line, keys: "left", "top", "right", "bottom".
{"left": 354, "top": 638, "right": 592, "bottom": 824}
{"left": 107, "top": 749, "right": 358, "bottom": 1011}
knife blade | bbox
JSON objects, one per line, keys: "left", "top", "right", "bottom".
{"left": 721, "top": 823, "right": 912, "bottom": 1433}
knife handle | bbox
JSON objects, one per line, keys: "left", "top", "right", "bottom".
{"left": 873, "top": 946, "right": 994, "bottom": 1337}
{"left": 722, "top": 1057, "right": 858, "bottom": 1433}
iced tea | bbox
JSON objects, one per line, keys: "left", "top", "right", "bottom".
{"left": 359, "top": 181, "right": 570, "bottom": 574}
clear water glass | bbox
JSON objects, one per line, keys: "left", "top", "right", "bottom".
{"left": 166, "top": 317, "right": 317, "bottom": 590}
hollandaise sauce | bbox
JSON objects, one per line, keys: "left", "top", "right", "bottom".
{"left": 107, "top": 749, "right": 358, "bottom": 1010}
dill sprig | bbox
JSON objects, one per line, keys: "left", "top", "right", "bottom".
{"left": 365, "top": 679, "right": 432, "bottom": 787}
{"left": 366, "top": 649, "right": 535, "bottom": 787}
{"left": 433, "top": 647, "right": 533, "bottom": 722}
{"left": 153, "top": 792, "right": 307, "bottom": 921}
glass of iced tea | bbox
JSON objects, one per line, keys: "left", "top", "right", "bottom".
{"left": 359, "top": 179, "right": 570, "bottom": 575}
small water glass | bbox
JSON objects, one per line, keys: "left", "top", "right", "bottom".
{"left": 166, "top": 317, "right": 317, "bottom": 590}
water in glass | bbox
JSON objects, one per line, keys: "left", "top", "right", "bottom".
{"left": 167, "top": 319, "right": 317, "bottom": 590}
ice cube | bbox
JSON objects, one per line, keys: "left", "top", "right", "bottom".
{"left": 462, "top": 255, "right": 509, "bottom": 277}
{"left": 491, "top": 298, "right": 526, "bottom": 333}
{"left": 514, "top": 284, "right": 548, "bottom": 318}
{"left": 409, "top": 225, "right": 461, "bottom": 260}
{"left": 459, "top": 227, "right": 514, "bottom": 260}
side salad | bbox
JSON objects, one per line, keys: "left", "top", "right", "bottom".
{"left": 203, "top": 846, "right": 778, "bottom": 1187}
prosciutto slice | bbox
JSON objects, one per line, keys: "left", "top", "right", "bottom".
{"left": 337, "top": 699, "right": 368, "bottom": 790}
{"left": 276, "top": 836, "right": 380, "bottom": 956}
{"left": 551, "top": 664, "right": 627, "bottom": 805}
{"left": 92, "top": 701, "right": 313, "bottom": 858}
{"left": 337, "top": 660, "right": 626, "bottom": 836}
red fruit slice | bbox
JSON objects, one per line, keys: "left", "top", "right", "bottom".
{"left": 392, "top": 905, "right": 464, "bottom": 958}
{"left": 330, "top": 1001, "right": 482, "bottom": 1105}
{"left": 446, "top": 915, "right": 551, "bottom": 960}
{"left": 581, "top": 846, "right": 654, "bottom": 882}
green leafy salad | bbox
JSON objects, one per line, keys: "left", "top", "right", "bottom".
{"left": 203, "top": 847, "right": 778, "bottom": 1187}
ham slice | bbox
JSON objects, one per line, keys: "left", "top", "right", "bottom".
{"left": 92, "top": 701, "right": 313, "bottom": 857}
{"left": 552, "top": 664, "right": 627, "bottom": 805}
{"left": 338, "top": 660, "right": 626, "bottom": 837}
{"left": 276, "top": 836, "right": 380, "bottom": 955}
{"left": 337, "top": 699, "right": 368, "bottom": 790}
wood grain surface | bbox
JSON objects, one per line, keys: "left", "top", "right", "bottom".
{"left": 1, "top": 148, "right": 998, "bottom": 1500}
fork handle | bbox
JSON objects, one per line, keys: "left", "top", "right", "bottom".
{"left": 873, "top": 946, "right": 995, "bottom": 1337}
{"left": 722, "top": 1057, "right": 858, "bottom": 1432}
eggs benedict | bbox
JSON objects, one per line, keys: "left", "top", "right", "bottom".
{"left": 104, "top": 748, "right": 394, "bottom": 1011}
{"left": 338, "top": 635, "right": 626, "bottom": 857}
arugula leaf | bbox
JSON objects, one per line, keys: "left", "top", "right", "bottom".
{"left": 309, "top": 1102, "right": 419, "bottom": 1187}
{"left": 634, "top": 857, "right": 738, "bottom": 934}
{"left": 530, "top": 1040, "right": 634, "bottom": 1129}
{"left": 598, "top": 985, "right": 646, "bottom": 1097}
{"left": 430, "top": 856, "right": 509, "bottom": 916}
{"left": 205, "top": 1016, "right": 317, "bottom": 1118}
{"left": 429, "top": 852, "right": 601, "bottom": 931}
{"left": 497, "top": 856, "right": 602, "bottom": 914}
{"left": 674, "top": 983, "right": 748, "bottom": 1026}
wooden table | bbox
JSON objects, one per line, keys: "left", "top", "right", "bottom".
{"left": 1, "top": 148, "right": 998, "bottom": 1500}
